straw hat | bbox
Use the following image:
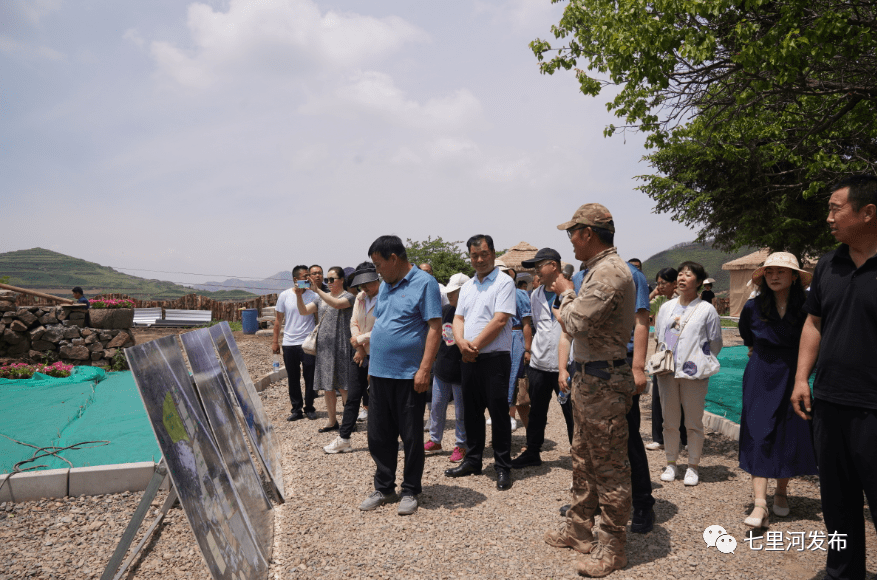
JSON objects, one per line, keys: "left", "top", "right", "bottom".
{"left": 751, "top": 252, "right": 813, "bottom": 287}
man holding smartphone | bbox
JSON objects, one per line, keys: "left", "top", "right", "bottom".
{"left": 273, "top": 265, "right": 321, "bottom": 421}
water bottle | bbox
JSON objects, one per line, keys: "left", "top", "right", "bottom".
{"left": 557, "top": 377, "right": 571, "bottom": 405}
{"left": 272, "top": 353, "right": 281, "bottom": 372}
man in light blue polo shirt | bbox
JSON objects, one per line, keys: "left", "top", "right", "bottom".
{"left": 445, "top": 234, "right": 517, "bottom": 490}
{"left": 359, "top": 235, "right": 442, "bottom": 516}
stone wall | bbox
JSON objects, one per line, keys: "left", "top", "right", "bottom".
{"left": 0, "top": 294, "right": 135, "bottom": 367}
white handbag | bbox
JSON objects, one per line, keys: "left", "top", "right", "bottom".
{"left": 647, "top": 302, "right": 703, "bottom": 376}
{"left": 301, "top": 310, "right": 324, "bottom": 356}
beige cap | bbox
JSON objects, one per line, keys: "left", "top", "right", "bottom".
{"left": 556, "top": 203, "right": 615, "bottom": 233}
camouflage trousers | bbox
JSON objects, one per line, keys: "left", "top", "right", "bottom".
{"left": 566, "top": 362, "right": 635, "bottom": 549}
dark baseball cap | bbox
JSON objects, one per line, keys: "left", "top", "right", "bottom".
{"left": 521, "top": 248, "right": 562, "bottom": 269}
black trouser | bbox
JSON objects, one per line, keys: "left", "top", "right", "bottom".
{"left": 282, "top": 344, "right": 316, "bottom": 413}
{"left": 525, "top": 366, "right": 573, "bottom": 453}
{"left": 813, "top": 399, "right": 877, "bottom": 580}
{"left": 627, "top": 354, "right": 655, "bottom": 512}
{"left": 340, "top": 361, "right": 368, "bottom": 439}
{"left": 628, "top": 394, "right": 656, "bottom": 511}
{"left": 367, "top": 376, "right": 427, "bottom": 497}
{"left": 461, "top": 352, "right": 512, "bottom": 471}
{"left": 650, "top": 375, "right": 686, "bottom": 446}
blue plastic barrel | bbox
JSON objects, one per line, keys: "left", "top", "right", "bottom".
{"left": 241, "top": 308, "right": 259, "bottom": 334}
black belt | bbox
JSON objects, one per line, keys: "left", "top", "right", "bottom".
{"left": 511, "top": 325, "right": 524, "bottom": 331}
{"left": 574, "top": 359, "right": 628, "bottom": 380}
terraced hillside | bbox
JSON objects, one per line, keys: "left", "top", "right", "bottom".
{"left": 641, "top": 242, "right": 757, "bottom": 294}
{"left": 0, "top": 248, "right": 258, "bottom": 300}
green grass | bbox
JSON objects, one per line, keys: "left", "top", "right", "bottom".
{"left": 0, "top": 248, "right": 258, "bottom": 301}
{"left": 642, "top": 241, "right": 757, "bottom": 295}
{"left": 720, "top": 318, "right": 739, "bottom": 328}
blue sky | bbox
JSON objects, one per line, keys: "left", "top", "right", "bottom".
{"left": 2, "top": 0, "right": 695, "bottom": 286}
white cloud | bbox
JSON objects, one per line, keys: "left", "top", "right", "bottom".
{"left": 122, "top": 28, "right": 144, "bottom": 48}
{"left": 149, "top": 0, "right": 428, "bottom": 89}
{"left": 427, "top": 137, "right": 480, "bottom": 161}
{"left": 303, "top": 71, "right": 482, "bottom": 131}
{"left": 0, "top": 35, "right": 64, "bottom": 60}
{"left": 8, "top": 0, "right": 63, "bottom": 26}
{"left": 473, "top": 0, "right": 560, "bottom": 32}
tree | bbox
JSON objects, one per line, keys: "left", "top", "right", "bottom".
{"left": 405, "top": 236, "right": 474, "bottom": 284}
{"left": 531, "top": 0, "right": 877, "bottom": 257}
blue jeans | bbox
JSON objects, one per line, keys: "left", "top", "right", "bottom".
{"left": 429, "top": 376, "right": 466, "bottom": 448}
{"left": 508, "top": 329, "right": 525, "bottom": 405}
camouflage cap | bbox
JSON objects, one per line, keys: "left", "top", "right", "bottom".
{"left": 556, "top": 203, "right": 615, "bottom": 234}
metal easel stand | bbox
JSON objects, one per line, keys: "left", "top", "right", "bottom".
{"left": 100, "top": 459, "right": 179, "bottom": 580}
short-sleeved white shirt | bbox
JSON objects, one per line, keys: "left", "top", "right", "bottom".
{"left": 275, "top": 288, "right": 321, "bottom": 346}
{"left": 456, "top": 267, "right": 516, "bottom": 353}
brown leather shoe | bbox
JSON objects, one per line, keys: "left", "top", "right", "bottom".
{"left": 575, "top": 542, "right": 627, "bottom": 577}
{"left": 544, "top": 524, "right": 596, "bottom": 555}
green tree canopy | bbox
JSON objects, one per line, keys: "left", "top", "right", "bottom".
{"left": 405, "top": 236, "right": 474, "bottom": 284}
{"left": 532, "top": 0, "right": 877, "bottom": 257}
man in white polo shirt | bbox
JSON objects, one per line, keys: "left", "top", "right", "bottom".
{"left": 272, "top": 265, "right": 321, "bottom": 421}
{"left": 445, "top": 234, "right": 517, "bottom": 490}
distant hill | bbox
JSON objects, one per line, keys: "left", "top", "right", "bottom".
{"left": 641, "top": 242, "right": 757, "bottom": 295}
{"left": 193, "top": 270, "right": 293, "bottom": 294}
{"left": 0, "top": 248, "right": 258, "bottom": 301}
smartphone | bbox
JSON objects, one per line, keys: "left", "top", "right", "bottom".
{"left": 296, "top": 280, "right": 310, "bottom": 289}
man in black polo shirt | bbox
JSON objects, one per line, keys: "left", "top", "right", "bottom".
{"left": 792, "top": 174, "right": 877, "bottom": 580}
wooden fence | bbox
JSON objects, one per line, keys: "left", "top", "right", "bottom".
{"left": 16, "top": 292, "right": 280, "bottom": 322}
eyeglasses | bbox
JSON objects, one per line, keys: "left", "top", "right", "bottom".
{"left": 566, "top": 226, "right": 586, "bottom": 239}
{"left": 325, "top": 277, "right": 341, "bottom": 284}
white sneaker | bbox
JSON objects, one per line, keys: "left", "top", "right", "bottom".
{"left": 683, "top": 467, "right": 699, "bottom": 486}
{"left": 510, "top": 417, "right": 518, "bottom": 432}
{"left": 324, "top": 436, "right": 352, "bottom": 454}
{"left": 357, "top": 409, "right": 368, "bottom": 422}
{"left": 660, "top": 465, "right": 677, "bottom": 482}
{"left": 645, "top": 441, "right": 664, "bottom": 451}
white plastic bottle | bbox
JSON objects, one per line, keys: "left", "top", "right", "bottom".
{"left": 272, "top": 353, "right": 281, "bottom": 372}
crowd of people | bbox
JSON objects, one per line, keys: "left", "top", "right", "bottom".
{"left": 269, "top": 175, "right": 877, "bottom": 579}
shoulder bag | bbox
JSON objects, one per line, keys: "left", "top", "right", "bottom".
{"left": 647, "top": 301, "right": 703, "bottom": 376}
{"left": 301, "top": 305, "right": 326, "bottom": 356}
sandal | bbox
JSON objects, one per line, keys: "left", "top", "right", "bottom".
{"left": 318, "top": 423, "right": 339, "bottom": 433}
{"left": 773, "top": 490, "right": 790, "bottom": 517}
{"left": 744, "top": 499, "right": 769, "bottom": 528}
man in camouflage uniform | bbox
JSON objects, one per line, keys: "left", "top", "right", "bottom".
{"left": 543, "top": 203, "right": 636, "bottom": 578}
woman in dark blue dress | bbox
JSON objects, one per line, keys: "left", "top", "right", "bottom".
{"left": 739, "top": 252, "right": 818, "bottom": 528}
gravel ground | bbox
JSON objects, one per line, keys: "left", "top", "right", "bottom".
{"left": 1, "top": 327, "right": 874, "bottom": 580}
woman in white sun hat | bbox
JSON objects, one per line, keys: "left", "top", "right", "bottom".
{"left": 738, "top": 252, "right": 817, "bottom": 528}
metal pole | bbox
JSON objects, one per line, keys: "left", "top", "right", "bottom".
{"left": 111, "top": 486, "right": 179, "bottom": 580}
{"left": 99, "top": 461, "right": 168, "bottom": 580}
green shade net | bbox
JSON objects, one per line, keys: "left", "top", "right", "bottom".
{"left": 704, "top": 345, "right": 814, "bottom": 425}
{"left": 0, "top": 368, "right": 161, "bottom": 472}
{"left": 704, "top": 346, "right": 748, "bottom": 423}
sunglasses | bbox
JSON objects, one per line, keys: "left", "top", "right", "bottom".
{"left": 325, "top": 277, "right": 342, "bottom": 283}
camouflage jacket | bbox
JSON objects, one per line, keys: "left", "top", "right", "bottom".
{"left": 559, "top": 247, "right": 635, "bottom": 362}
